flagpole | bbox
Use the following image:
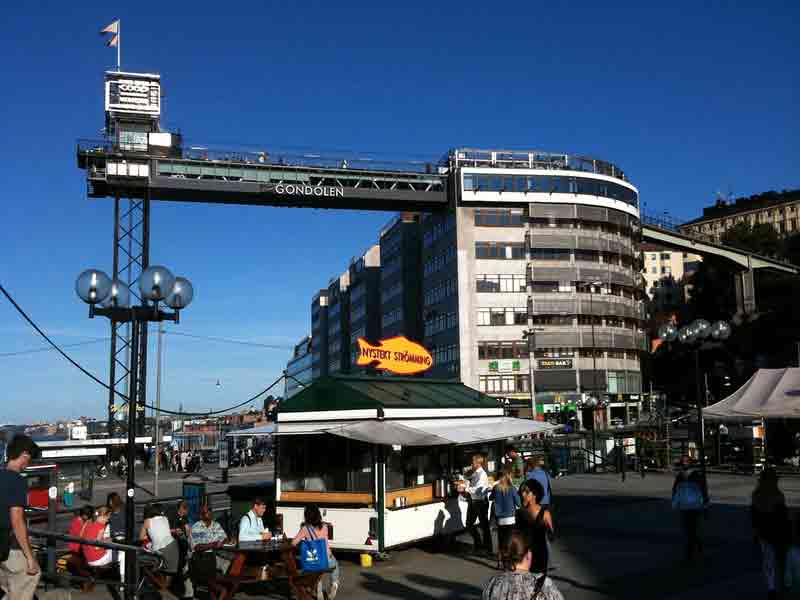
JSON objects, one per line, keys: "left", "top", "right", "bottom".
{"left": 117, "top": 20, "right": 121, "bottom": 71}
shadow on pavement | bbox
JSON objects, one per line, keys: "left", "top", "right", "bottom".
{"left": 551, "top": 484, "right": 765, "bottom": 600}
{"left": 359, "top": 571, "right": 482, "bottom": 600}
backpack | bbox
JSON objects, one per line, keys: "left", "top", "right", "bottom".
{"left": 298, "top": 526, "right": 329, "bottom": 572}
{"left": 672, "top": 480, "right": 703, "bottom": 510}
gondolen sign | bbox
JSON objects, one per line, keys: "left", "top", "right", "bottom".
{"left": 356, "top": 336, "right": 433, "bottom": 375}
{"left": 275, "top": 184, "right": 344, "bottom": 197}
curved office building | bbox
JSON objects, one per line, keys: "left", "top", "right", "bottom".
{"left": 422, "top": 149, "right": 646, "bottom": 426}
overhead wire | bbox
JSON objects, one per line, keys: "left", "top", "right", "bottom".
{"left": 0, "top": 281, "right": 285, "bottom": 418}
{"left": 0, "top": 338, "right": 109, "bottom": 358}
{"left": 163, "top": 331, "right": 293, "bottom": 350}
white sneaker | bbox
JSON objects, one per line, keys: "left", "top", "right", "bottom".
{"left": 328, "top": 581, "right": 339, "bottom": 600}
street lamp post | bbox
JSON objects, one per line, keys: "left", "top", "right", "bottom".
{"left": 76, "top": 265, "right": 194, "bottom": 598}
{"left": 658, "top": 319, "right": 731, "bottom": 477}
{"left": 582, "top": 280, "right": 603, "bottom": 468}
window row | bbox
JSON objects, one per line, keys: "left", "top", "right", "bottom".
{"left": 351, "top": 303, "right": 366, "bottom": 323}
{"left": 529, "top": 281, "right": 638, "bottom": 298}
{"left": 381, "top": 232, "right": 402, "bottom": 257}
{"left": 432, "top": 344, "right": 459, "bottom": 365}
{"left": 424, "top": 277, "right": 457, "bottom": 307}
{"left": 477, "top": 343, "right": 640, "bottom": 361}
{"left": 479, "top": 374, "right": 531, "bottom": 394}
{"left": 529, "top": 248, "right": 635, "bottom": 267}
{"left": 423, "top": 245, "right": 457, "bottom": 277}
{"left": 530, "top": 218, "right": 636, "bottom": 237}
{"left": 350, "top": 326, "right": 366, "bottom": 345}
{"left": 349, "top": 283, "right": 366, "bottom": 303}
{"left": 383, "top": 280, "right": 403, "bottom": 302}
{"left": 381, "top": 256, "right": 402, "bottom": 279}
{"left": 383, "top": 307, "right": 403, "bottom": 327}
{"left": 474, "top": 208, "right": 525, "bottom": 227}
{"left": 424, "top": 311, "right": 458, "bottom": 336}
{"left": 477, "top": 307, "right": 528, "bottom": 326}
{"left": 423, "top": 214, "right": 457, "bottom": 248}
{"left": 463, "top": 174, "right": 638, "bottom": 207}
{"left": 476, "top": 274, "right": 527, "bottom": 293}
{"left": 475, "top": 242, "right": 526, "bottom": 260}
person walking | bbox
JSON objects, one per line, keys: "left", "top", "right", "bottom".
{"left": 0, "top": 435, "right": 41, "bottom": 600}
{"left": 671, "top": 456, "right": 709, "bottom": 563}
{"left": 292, "top": 504, "right": 340, "bottom": 599}
{"left": 463, "top": 454, "right": 492, "bottom": 557}
{"left": 751, "top": 468, "right": 790, "bottom": 599}
{"left": 526, "top": 456, "right": 553, "bottom": 510}
{"left": 517, "top": 479, "right": 555, "bottom": 575}
{"left": 490, "top": 465, "right": 520, "bottom": 570}
{"left": 481, "top": 531, "right": 564, "bottom": 600}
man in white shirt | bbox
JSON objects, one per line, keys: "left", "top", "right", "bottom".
{"left": 238, "top": 498, "right": 272, "bottom": 542}
{"left": 464, "top": 454, "right": 492, "bottom": 556}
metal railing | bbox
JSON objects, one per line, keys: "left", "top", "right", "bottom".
{"left": 449, "top": 148, "right": 628, "bottom": 182}
{"left": 77, "top": 139, "right": 445, "bottom": 175}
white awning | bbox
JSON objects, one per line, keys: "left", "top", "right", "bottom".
{"left": 705, "top": 368, "right": 800, "bottom": 419}
{"left": 326, "top": 417, "right": 558, "bottom": 446}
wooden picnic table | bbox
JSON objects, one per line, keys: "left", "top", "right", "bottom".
{"left": 215, "top": 539, "right": 328, "bottom": 600}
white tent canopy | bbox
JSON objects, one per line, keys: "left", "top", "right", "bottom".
{"left": 704, "top": 368, "right": 800, "bottom": 419}
{"left": 226, "top": 417, "right": 558, "bottom": 445}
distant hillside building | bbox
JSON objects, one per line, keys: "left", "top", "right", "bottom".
{"left": 679, "top": 190, "right": 800, "bottom": 243}
{"left": 640, "top": 243, "right": 702, "bottom": 311}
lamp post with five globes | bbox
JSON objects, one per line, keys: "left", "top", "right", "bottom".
{"left": 657, "top": 319, "right": 731, "bottom": 477}
{"left": 75, "top": 265, "right": 193, "bottom": 596}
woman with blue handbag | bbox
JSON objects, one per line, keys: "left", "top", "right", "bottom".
{"left": 292, "top": 505, "right": 339, "bottom": 600}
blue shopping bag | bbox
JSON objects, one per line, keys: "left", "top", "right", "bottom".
{"left": 298, "top": 526, "right": 329, "bottom": 572}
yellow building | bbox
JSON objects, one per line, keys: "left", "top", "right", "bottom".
{"left": 679, "top": 190, "right": 800, "bottom": 243}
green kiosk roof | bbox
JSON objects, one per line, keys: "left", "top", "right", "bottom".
{"left": 279, "top": 375, "right": 501, "bottom": 414}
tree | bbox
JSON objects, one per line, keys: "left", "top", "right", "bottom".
{"left": 721, "top": 222, "right": 782, "bottom": 257}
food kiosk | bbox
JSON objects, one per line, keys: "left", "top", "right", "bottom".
{"left": 272, "top": 375, "right": 557, "bottom": 553}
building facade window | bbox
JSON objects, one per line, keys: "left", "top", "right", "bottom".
{"left": 477, "top": 307, "right": 528, "bottom": 326}
{"left": 474, "top": 208, "right": 525, "bottom": 227}
{"left": 476, "top": 242, "right": 526, "bottom": 259}
{"left": 479, "top": 374, "right": 531, "bottom": 394}
{"left": 476, "top": 274, "right": 527, "bottom": 293}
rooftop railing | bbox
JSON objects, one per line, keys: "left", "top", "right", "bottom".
{"left": 78, "top": 139, "right": 445, "bottom": 176}
{"left": 450, "top": 148, "right": 628, "bottom": 182}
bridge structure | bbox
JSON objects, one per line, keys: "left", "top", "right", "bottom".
{"left": 641, "top": 219, "right": 798, "bottom": 314}
{"left": 77, "top": 69, "right": 798, "bottom": 434}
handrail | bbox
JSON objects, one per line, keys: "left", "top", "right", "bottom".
{"left": 28, "top": 528, "right": 162, "bottom": 557}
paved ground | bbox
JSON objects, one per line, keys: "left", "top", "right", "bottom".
{"left": 42, "top": 470, "right": 793, "bottom": 599}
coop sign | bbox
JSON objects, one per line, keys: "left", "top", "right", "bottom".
{"left": 275, "top": 184, "right": 344, "bottom": 198}
{"left": 356, "top": 336, "right": 433, "bottom": 375}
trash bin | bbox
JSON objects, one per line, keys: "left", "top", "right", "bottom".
{"left": 227, "top": 482, "right": 276, "bottom": 531}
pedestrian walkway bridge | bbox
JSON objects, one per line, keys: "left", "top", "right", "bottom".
{"left": 77, "top": 140, "right": 449, "bottom": 212}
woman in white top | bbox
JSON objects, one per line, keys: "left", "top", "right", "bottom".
{"left": 139, "top": 504, "right": 180, "bottom": 575}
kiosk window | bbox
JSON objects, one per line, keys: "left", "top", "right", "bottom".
{"left": 278, "top": 435, "right": 373, "bottom": 493}
{"left": 386, "top": 446, "right": 448, "bottom": 490}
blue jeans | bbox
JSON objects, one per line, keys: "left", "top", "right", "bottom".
{"left": 327, "top": 555, "right": 340, "bottom": 588}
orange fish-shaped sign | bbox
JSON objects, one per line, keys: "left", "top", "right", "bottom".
{"left": 356, "top": 336, "right": 433, "bottom": 375}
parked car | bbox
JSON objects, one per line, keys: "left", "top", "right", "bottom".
{"left": 202, "top": 449, "right": 219, "bottom": 464}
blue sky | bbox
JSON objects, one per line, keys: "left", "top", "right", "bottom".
{"left": 1, "top": 2, "right": 798, "bottom": 422}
